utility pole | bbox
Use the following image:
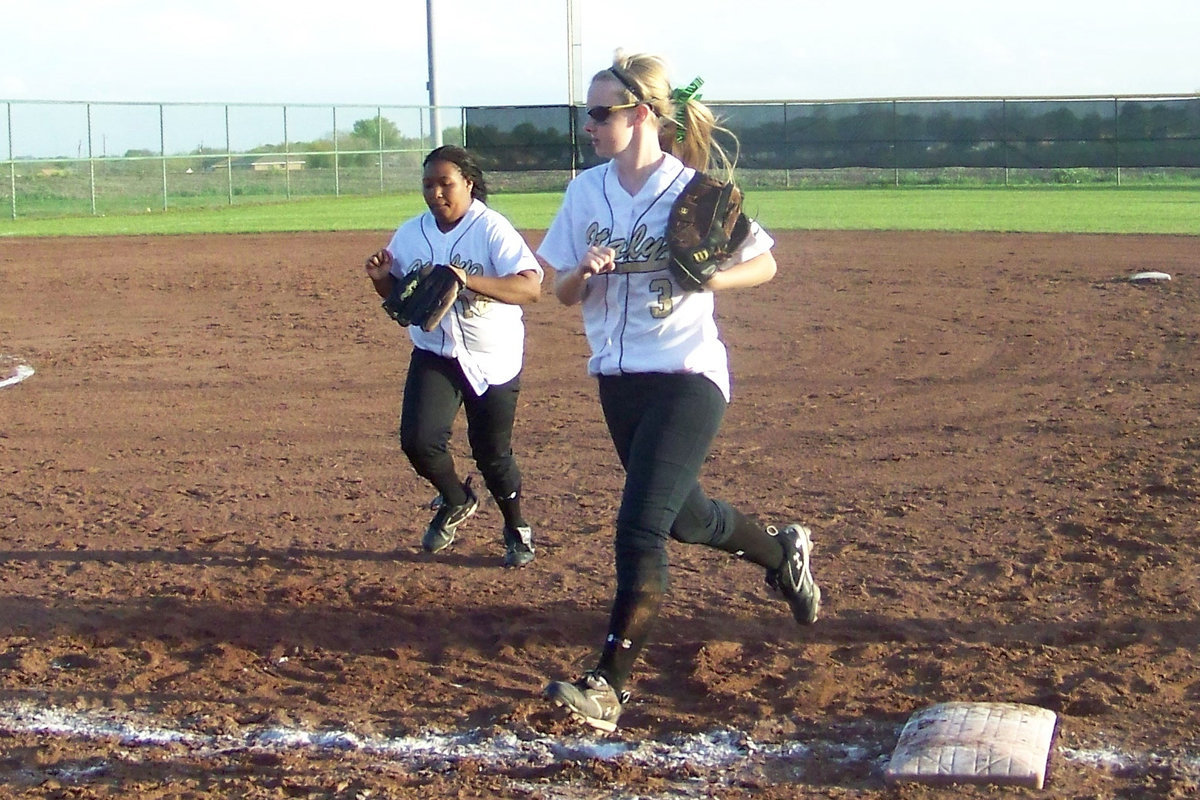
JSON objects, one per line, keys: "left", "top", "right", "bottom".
{"left": 567, "top": 0, "right": 584, "bottom": 106}
{"left": 427, "top": 0, "right": 442, "bottom": 148}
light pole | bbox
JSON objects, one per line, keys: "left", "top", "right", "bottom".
{"left": 426, "top": 0, "right": 443, "bottom": 148}
{"left": 567, "top": 0, "right": 583, "bottom": 106}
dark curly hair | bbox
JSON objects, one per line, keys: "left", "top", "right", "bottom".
{"left": 423, "top": 145, "right": 489, "bottom": 203}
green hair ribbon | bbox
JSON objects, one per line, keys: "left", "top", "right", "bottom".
{"left": 670, "top": 77, "right": 704, "bottom": 142}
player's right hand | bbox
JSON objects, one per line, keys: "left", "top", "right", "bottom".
{"left": 365, "top": 249, "right": 393, "bottom": 281}
{"left": 578, "top": 246, "right": 617, "bottom": 279}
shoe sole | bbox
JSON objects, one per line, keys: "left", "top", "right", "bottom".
{"left": 549, "top": 698, "right": 618, "bottom": 733}
{"left": 422, "top": 534, "right": 453, "bottom": 554}
{"left": 544, "top": 685, "right": 618, "bottom": 733}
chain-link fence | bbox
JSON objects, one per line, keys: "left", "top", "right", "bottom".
{"left": 465, "top": 94, "right": 1200, "bottom": 190}
{"left": 5, "top": 94, "right": 1199, "bottom": 219}
{"left": 2, "top": 101, "right": 465, "bottom": 218}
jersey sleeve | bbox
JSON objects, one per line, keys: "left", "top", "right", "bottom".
{"left": 719, "top": 218, "right": 775, "bottom": 270}
{"left": 484, "top": 214, "right": 542, "bottom": 279}
{"left": 535, "top": 180, "right": 584, "bottom": 273}
{"left": 384, "top": 216, "right": 425, "bottom": 278}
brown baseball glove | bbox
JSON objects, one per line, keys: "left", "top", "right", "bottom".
{"left": 381, "top": 264, "right": 465, "bottom": 331}
{"left": 667, "top": 172, "right": 751, "bottom": 291}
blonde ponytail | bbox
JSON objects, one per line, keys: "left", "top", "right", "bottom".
{"left": 599, "top": 50, "right": 740, "bottom": 181}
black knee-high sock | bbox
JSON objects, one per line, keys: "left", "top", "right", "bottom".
{"left": 435, "top": 475, "right": 469, "bottom": 507}
{"left": 595, "top": 590, "right": 662, "bottom": 693}
{"left": 495, "top": 489, "right": 525, "bottom": 529}
{"left": 716, "top": 507, "right": 785, "bottom": 569}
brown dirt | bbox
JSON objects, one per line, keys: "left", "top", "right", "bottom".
{"left": 0, "top": 229, "right": 1197, "bottom": 799}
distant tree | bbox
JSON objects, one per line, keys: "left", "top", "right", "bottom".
{"left": 305, "top": 140, "right": 335, "bottom": 169}
{"left": 352, "top": 116, "right": 402, "bottom": 147}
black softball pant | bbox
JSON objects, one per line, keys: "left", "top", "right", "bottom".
{"left": 399, "top": 347, "right": 522, "bottom": 505}
{"left": 598, "top": 372, "right": 744, "bottom": 594}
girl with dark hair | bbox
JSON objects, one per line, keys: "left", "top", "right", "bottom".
{"left": 365, "top": 145, "right": 543, "bottom": 567}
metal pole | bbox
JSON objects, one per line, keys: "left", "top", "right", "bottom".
{"left": 892, "top": 100, "right": 899, "bottom": 186}
{"left": 426, "top": 0, "right": 442, "bottom": 148}
{"left": 283, "top": 105, "right": 291, "bottom": 200}
{"left": 1114, "top": 97, "right": 1122, "bottom": 187}
{"left": 87, "top": 103, "right": 96, "bottom": 215}
{"left": 225, "top": 105, "right": 233, "bottom": 205}
{"left": 567, "top": 0, "right": 583, "bottom": 106}
{"left": 784, "top": 102, "right": 791, "bottom": 189}
{"left": 159, "top": 104, "right": 168, "bottom": 211}
{"left": 333, "top": 106, "right": 341, "bottom": 197}
{"left": 567, "top": 0, "right": 583, "bottom": 179}
{"left": 377, "top": 107, "right": 385, "bottom": 192}
{"left": 7, "top": 103, "right": 15, "bottom": 219}
{"left": 1003, "top": 99, "right": 1009, "bottom": 187}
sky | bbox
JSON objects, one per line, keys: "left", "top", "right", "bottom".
{"left": 3, "top": 0, "right": 1199, "bottom": 108}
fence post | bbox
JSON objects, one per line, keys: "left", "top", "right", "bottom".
{"left": 783, "top": 102, "right": 791, "bottom": 189}
{"left": 159, "top": 104, "right": 168, "bottom": 211}
{"left": 6, "top": 103, "right": 14, "bottom": 220}
{"left": 333, "top": 106, "right": 340, "bottom": 197}
{"left": 225, "top": 105, "right": 233, "bottom": 206}
{"left": 892, "top": 100, "right": 899, "bottom": 187}
{"left": 1113, "top": 97, "right": 1122, "bottom": 187}
{"left": 283, "top": 105, "right": 291, "bottom": 200}
{"left": 87, "top": 103, "right": 97, "bottom": 216}
{"left": 1003, "top": 99, "right": 1010, "bottom": 187}
{"left": 377, "top": 107, "right": 384, "bottom": 193}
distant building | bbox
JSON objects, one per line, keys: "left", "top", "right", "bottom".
{"left": 204, "top": 155, "right": 306, "bottom": 172}
{"left": 250, "top": 157, "right": 305, "bottom": 172}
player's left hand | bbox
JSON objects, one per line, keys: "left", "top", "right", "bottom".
{"left": 447, "top": 264, "right": 468, "bottom": 288}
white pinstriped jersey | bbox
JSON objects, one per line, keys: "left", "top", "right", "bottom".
{"left": 385, "top": 198, "right": 542, "bottom": 394}
{"left": 536, "top": 154, "right": 774, "bottom": 401}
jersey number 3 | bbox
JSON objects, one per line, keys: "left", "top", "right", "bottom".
{"left": 649, "top": 278, "right": 674, "bottom": 319}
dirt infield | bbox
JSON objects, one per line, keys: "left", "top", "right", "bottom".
{"left": 1, "top": 229, "right": 1197, "bottom": 799}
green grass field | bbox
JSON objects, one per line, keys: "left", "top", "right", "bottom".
{"left": 2, "top": 186, "right": 1198, "bottom": 237}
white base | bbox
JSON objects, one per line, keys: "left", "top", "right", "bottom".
{"left": 885, "top": 701, "right": 1058, "bottom": 789}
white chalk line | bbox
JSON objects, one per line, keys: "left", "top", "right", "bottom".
{"left": 0, "top": 358, "right": 35, "bottom": 389}
{"left": 0, "top": 700, "right": 820, "bottom": 767}
{"left": 1059, "top": 745, "right": 1200, "bottom": 776}
{"left": 1, "top": 701, "right": 1198, "bottom": 791}
{"left": 0, "top": 699, "right": 882, "bottom": 797}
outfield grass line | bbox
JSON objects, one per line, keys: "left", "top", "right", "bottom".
{"left": 2, "top": 187, "right": 1199, "bottom": 237}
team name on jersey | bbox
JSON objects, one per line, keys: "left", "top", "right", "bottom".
{"left": 403, "top": 255, "right": 484, "bottom": 276}
{"left": 403, "top": 256, "right": 491, "bottom": 316}
{"left": 586, "top": 221, "right": 670, "bottom": 272}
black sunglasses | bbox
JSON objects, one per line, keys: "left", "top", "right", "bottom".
{"left": 586, "top": 103, "right": 639, "bottom": 123}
